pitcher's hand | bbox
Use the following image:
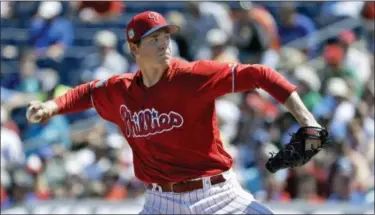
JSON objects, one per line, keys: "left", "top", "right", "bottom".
{"left": 26, "top": 101, "right": 58, "bottom": 124}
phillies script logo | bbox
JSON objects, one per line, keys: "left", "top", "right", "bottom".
{"left": 119, "top": 105, "right": 184, "bottom": 138}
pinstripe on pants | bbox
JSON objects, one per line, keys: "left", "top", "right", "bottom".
{"left": 138, "top": 170, "right": 274, "bottom": 214}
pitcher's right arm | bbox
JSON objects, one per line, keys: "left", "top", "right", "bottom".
{"left": 26, "top": 77, "right": 117, "bottom": 124}
{"left": 26, "top": 81, "right": 95, "bottom": 123}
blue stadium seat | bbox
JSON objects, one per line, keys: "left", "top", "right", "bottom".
{"left": 74, "top": 28, "right": 102, "bottom": 39}
{"left": 65, "top": 46, "right": 96, "bottom": 58}
{"left": 59, "top": 46, "right": 97, "bottom": 85}
{"left": 1, "top": 28, "right": 29, "bottom": 47}
{"left": 73, "top": 38, "right": 94, "bottom": 47}
{"left": 125, "top": 2, "right": 161, "bottom": 13}
{"left": 124, "top": 2, "right": 185, "bottom": 14}
{"left": 0, "top": 18, "right": 21, "bottom": 28}
{"left": 1, "top": 60, "right": 21, "bottom": 89}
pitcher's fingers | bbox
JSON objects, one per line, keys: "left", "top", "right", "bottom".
{"left": 27, "top": 105, "right": 41, "bottom": 115}
{"left": 29, "top": 101, "right": 42, "bottom": 109}
{"left": 35, "top": 109, "right": 45, "bottom": 118}
{"left": 27, "top": 106, "right": 36, "bottom": 115}
{"left": 28, "top": 101, "right": 41, "bottom": 107}
{"left": 34, "top": 112, "right": 43, "bottom": 122}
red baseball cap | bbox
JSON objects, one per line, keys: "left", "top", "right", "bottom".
{"left": 324, "top": 44, "right": 344, "bottom": 65}
{"left": 126, "top": 11, "right": 179, "bottom": 43}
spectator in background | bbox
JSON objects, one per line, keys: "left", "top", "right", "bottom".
{"left": 181, "top": 2, "right": 219, "bottom": 60}
{"left": 249, "top": 4, "right": 281, "bottom": 68}
{"left": 215, "top": 98, "right": 241, "bottom": 147}
{"left": 22, "top": 69, "right": 71, "bottom": 158}
{"left": 77, "top": 124, "right": 121, "bottom": 199}
{"left": 29, "top": 1, "right": 73, "bottom": 62}
{"left": 338, "top": 30, "right": 372, "bottom": 87}
{"left": 347, "top": 103, "right": 374, "bottom": 167}
{"left": 164, "top": 11, "right": 187, "bottom": 60}
{"left": 231, "top": 2, "right": 280, "bottom": 67}
{"left": 24, "top": 155, "right": 52, "bottom": 201}
{"left": 62, "top": 148, "right": 95, "bottom": 197}
{"left": 293, "top": 65, "right": 322, "bottom": 111}
{"left": 361, "top": 2, "right": 375, "bottom": 54}
{"left": 321, "top": 1, "right": 365, "bottom": 20}
{"left": 0, "top": 1, "right": 41, "bottom": 22}
{"left": 1, "top": 86, "right": 38, "bottom": 119}
{"left": 276, "top": 2, "right": 317, "bottom": 57}
{"left": 1, "top": 106, "right": 25, "bottom": 172}
{"left": 71, "top": 1, "right": 124, "bottom": 23}
{"left": 198, "top": 28, "right": 239, "bottom": 63}
{"left": 356, "top": 96, "right": 375, "bottom": 168}
{"left": 37, "top": 69, "right": 72, "bottom": 103}
{"left": 327, "top": 155, "right": 367, "bottom": 203}
{"left": 102, "top": 167, "right": 128, "bottom": 201}
{"left": 347, "top": 118, "right": 371, "bottom": 159}
{"left": 64, "top": 174, "right": 86, "bottom": 198}
{"left": 235, "top": 93, "right": 282, "bottom": 196}
{"left": 259, "top": 143, "right": 290, "bottom": 203}
{"left": 277, "top": 47, "right": 307, "bottom": 74}
{"left": 13, "top": 1, "right": 45, "bottom": 24}
{"left": 199, "top": 2, "right": 233, "bottom": 38}
{"left": 1, "top": 177, "right": 11, "bottom": 209}
{"left": 361, "top": 81, "right": 375, "bottom": 128}
{"left": 361, "top": 1, "right": 375, "bottom": 26}
{"left": 6, "top": 51, "right": 41, "bottom": 135}
{"left": 326, "top": 78, "right": 356, "bottom": 141}
{"left": 310, "top": 78, "right": 351, "bottom": 138}
{"left": 17, "top": 51, "right": 40, "bottom": 94}
{"left": 0, "top": 1, "right": 13, "bottom": 19}
{"left": 294, "top": 172, "right": 324, "bottom": 204}
{"left": 107, "top": 134, "right": 143, "bottom": 198}
{"left": 8, "top": 169, "right": 40, "bottom": 206}
{"left": 320, "top": 44, "right": 360, "bottom": 99}
{"left": 80, "top": 30, "right": 129, "bottom": 83}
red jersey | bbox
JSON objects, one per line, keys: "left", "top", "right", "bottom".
{"left": 55, "top": 58, "right": 296, "bottom": 184}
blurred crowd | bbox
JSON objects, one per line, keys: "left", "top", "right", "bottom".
{"left": 1, "top": 1, "right": 374, "bottom": 210}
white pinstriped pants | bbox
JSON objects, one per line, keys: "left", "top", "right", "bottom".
{"left": 138, "top": 170, "right": 274, "bottom": 214}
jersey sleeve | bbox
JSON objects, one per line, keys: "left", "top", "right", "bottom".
{"left": 54, "top": 76, "right": 120, "bottom": 123}
{"left": 190, "top": 60, "right": 237, "bottom": 99}
{"left": 190, "top": 60, "right": 296, "bottom": 103}
{"left": 54, "top": 82, "right": 93, "bottom": 114}
{"left": 233, "top": 64, "right": 297, "bottom": 103}
{"left": 89, "top": 77, "right": 120, "bottom": 123}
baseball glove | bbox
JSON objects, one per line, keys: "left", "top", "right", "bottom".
{"left": 266, "top": 126, "right": 330, "bottom": 173}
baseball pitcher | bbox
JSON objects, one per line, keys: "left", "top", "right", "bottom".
{"left": 26, "top": 11, "right": 330, "bottom": 214}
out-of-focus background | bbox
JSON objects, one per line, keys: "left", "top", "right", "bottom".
{"left": 0, "top": 1, "right": 374, "bottom": 214}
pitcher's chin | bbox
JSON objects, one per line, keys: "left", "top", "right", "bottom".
{"left": 158, "top": 56, "right": 172, "bottom": 66}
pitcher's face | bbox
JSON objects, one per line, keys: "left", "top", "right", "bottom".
{"left": 134, "top": 29, "right": 172, "bottom": 67}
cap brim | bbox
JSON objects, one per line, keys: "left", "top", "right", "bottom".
{"left": 141, "top": 24, "right": 180, "bottom": 39}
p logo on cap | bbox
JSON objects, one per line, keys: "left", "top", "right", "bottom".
{"left": 148, "top": 12, "right": 160, "bottom": 23}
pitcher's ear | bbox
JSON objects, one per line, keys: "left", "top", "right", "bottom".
{"left": 129, "top": 41, "right": 141, "bottom": 56}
